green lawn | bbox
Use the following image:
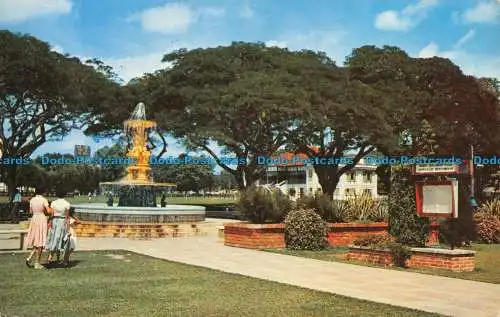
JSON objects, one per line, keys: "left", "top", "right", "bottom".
{"left": 0, "top": 251, "right": 442, "bottom": 317}
{"left": 0, "top": 195, "right": 237, "bottom": 206}
{"left": 267, "top": 244, "right": 500, "bottom": 284}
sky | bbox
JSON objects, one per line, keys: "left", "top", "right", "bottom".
{"left": 0, "top": 0, "right": 499, "bottom": 165}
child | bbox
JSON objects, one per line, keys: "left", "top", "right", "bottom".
{"left": 62, "top": 215, "right": 78, "bottom": 267}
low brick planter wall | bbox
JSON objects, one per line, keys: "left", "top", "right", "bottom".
{"left": 347, "top": 246, "right": 476, "bottom": 272}
{"left": 327, "top": 222, "right": 388, "bottom": 246}
{"left": 224, "top": 222, "right": 439, "bottom": 249}
{"left": 224, "top": 223, "right": 284, "bottom": 249}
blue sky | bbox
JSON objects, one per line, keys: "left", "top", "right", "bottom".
{"left": 1, "top": 0, "right": 499, "bottom": 164}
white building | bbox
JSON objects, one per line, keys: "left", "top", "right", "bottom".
{"left": 261, "top": 153, "right": 378, "bottom": 200}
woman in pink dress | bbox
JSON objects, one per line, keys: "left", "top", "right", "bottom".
{"left": 25, "top": 189, "right": 52, "bottom": 269}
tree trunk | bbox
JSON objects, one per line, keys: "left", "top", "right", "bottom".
{"left": 6, "top": 165, "right": 18, "bottom": 199}
{"left": 314, "top": 165, "right": 340, "bottom": 199}
{"left": 235, "top": 163, "right": 262, "bottom": 191}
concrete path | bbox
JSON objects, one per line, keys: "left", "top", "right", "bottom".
{"left": 1, "top": 224, "right": 499, "bottom": 317}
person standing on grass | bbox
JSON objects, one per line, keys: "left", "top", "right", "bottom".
{"left": 10, "top": 189, "right": 22, "bottom": 223}
{"left": 25, "top": 188, "right": 52, "bottom": 269}
{"left": 45, "top": 190, "right": 71, "bottom": 264}
{"left": 160, "top": 193, "right": 167, "bottom": 207}
{"left": 62, "top": 208, "right": 79, "bottom": 266}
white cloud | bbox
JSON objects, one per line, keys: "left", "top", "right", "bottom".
{"left": 240, "top": 4, "right": 254, "bottom": 19}
{"left": 129, "top": 3, "right": 226, "bottom": 34}
{"left": 51, "top": 45, "right": 65, "bottom": 54}
{"left": 103, "top": 39, "right": 228, "bottom": 83}
{"left": 453, "top": 29, "right": 476, "bottom": 49}
{"left": 105, "top": 52, "right": 169, "bottom": 83}
{"left": 462, "top": 1, "right": 500, "bottom": 24}
{"left": 418, "top": 42, "right": 439, "bottom": 58}
{"left": 264, "top": 40, "right": 287, "bottom": 48}
{"left": 0, "top": 0, "right": 72, "bottom": 23}
{"left": 265, "top": 30, "right": 349, "bottom": 64}
{"left": 374, "top": 0, "right": 439, "bottom": 31}
{"left": 417, "top": 42, "right": 500, "bottom": 80}
{"left": 130, "top": 3, "right": 197, "bottom": 34}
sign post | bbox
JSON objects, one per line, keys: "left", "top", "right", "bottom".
{"left": 413, "top": 162, "right": 462, "bottom": 249}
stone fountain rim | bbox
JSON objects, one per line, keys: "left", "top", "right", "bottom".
{"left": 73, "top": 203, "right": 205, "bottom": 214}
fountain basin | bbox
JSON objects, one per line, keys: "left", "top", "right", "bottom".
{"left": 72, "top": 204, "right": 207, "bottom": 238}
{"left": 74, "top": 203, "right": 206, "bottom": 223}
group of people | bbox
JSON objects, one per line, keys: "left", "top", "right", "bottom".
{"left": 24, "top": 189, "right": 78, "bottom": 269}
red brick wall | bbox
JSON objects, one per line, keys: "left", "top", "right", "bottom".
{"left": 407, "top": 253, "right": 475, "bottom": 272}
{"left": 224, "top": 222, "right": 440, "bottom": 249}
{"left": 327, "top": 223, "right": 388, "bottom": 246}
{"left": 224, "top": 223, "right": 285, "bottom": 249}
{"left": 347, "top": 247, "right": 475, "bottom": 272}
{"left": 346, "top": 248, "right": 393, "bottom": 266}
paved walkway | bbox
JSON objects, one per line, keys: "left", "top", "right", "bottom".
{"left": 1, "top": 224, "right": 499, "bottom": 317}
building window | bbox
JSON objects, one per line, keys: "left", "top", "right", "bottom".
{"left": 309, "top": 187, "right": 313, "bottom": 193}
{"left": 299, "top": 188, "right": 304, "bottom": 197}
{"left": 363, "top": 189, "right": 372, "bottom": 196}
{"left": 347, "top": 172, "right": 356, "bottom": 182}
{"left": 308, "top": 169, "right": 313, "bottom": 179}
{"left": 363, "top": 171, "right": 372, "bottom": 183}
{"left": 345, "top": 188, "right": 355, "bottom": 197}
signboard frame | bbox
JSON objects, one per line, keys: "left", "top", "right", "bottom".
{"left": 412, "top": 164, "right": 460, "bottom": 175}
{"left": 74, "top": 145, "right": 91, "bottom": 157}
{"left": 415, "top": 180, "right": 458, "bottom": 218}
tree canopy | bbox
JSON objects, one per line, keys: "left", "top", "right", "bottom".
{"left": 345, "top": 45, "right": 500, "bottom": 156}
{"left": 107, "top": 42, "right": 500, "bottom": 195}
{"left": 131, "top": 42, "right": 321, "bottom": 188}
{"left": 0, "top": 30, "right": 120, "bottom": 194}
{"left": 5, "top": 30, "right": 499, "bottom": 198}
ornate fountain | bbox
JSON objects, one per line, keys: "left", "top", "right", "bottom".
{"left": 72, "top": 103, "right": 206, "bottom": 238}
{"left": 99, "top": 102, "right": 175, "bottom": 207}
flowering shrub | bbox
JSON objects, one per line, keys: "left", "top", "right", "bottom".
{"left": 284, "top": 208, "right": 328, "bottom": 250}
{"left": 474, "top": 212, "right": 500, "bottom": 244}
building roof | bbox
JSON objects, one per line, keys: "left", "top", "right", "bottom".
{"left": 272, "top": 147, "right": 377, "bottom": 168}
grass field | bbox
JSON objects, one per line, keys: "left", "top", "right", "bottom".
{"left": 0, "top": 195, "right": 237, "bottom": 206}
{"left": 0, "top": 251, "right": 442, "bottom": 317}
{"left": 267, "top": 244, "right": 500, "bottom": 284}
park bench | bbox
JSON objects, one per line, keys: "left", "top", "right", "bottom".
{"left": 0, "top": 229, "right": 28, "bottom": 250}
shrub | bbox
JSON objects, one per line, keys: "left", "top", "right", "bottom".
{"left": 478, "top": 199, "right": 500, "bottom": 217}
{"left": 473, "top": 212, "right": 500, "bottom": 243}
{"left": 296, "top": 193, "right": 389, "bottom": 223}
{"left": 238, "top": 185, "right": 292, "bottom": 224}
{"left": 284, "top": 208, "right": 329, "bottom": 250}
{"left": 388, "top": 166, "right": 429, "bottom": 247}
{"left": 296, "top": 194, "right": 338, "bottom": 222}
{"left": 352, "top": 233, "right": 393, "bottom": 247}
{"left": 332, "top": 200, "right": 350, "bottom": 222}
{"left": 370, "top": 199, "right": 389, "bottom": 222}
{"left": 387, "top": 243, "right": 412, "bottom": 267}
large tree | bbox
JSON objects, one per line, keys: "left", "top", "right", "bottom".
{"left": 0, "top": 30, "right": 120, "bottom": 195}
{"left": 133, "top": 42, "right": 315, "bottom": 189}
{"left": 151, "top": 154, "right": 214, "bottom": 193}
{"left": 345, "top": 45, "right": 500, "bottom": 156}
{"left": 95, "top": 143, "right": 127, "bottom": 182}
{"left": 286, "top": 50, "right": 399, "bottom": 196}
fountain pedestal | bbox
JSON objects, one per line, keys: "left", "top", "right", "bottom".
{"left": 117, "top": 184, "right": 157, "bottom": 207}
